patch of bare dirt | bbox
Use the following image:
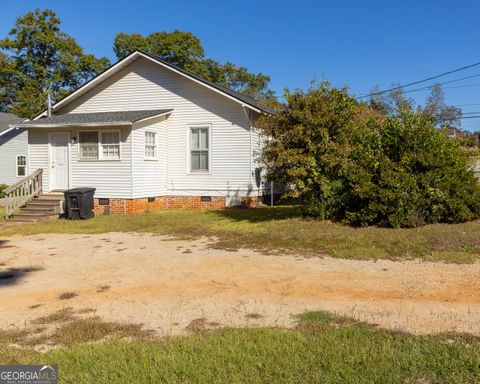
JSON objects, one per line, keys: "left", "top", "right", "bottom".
{"left": 0, "top": 232, "right": 479, "bottom": 335}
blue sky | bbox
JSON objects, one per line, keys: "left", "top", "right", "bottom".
{"left": 2, "top": 0, "right": 480, "bottom": 131}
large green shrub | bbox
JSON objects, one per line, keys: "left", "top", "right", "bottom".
{"left": 0, "top": 184, "right": 8, "bottom": 198}
{"left": 259, "top": 83, "right": 480, "bottom": 227}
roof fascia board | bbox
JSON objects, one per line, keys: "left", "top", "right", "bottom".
{"left": 17, "top": 121, "right": 132, "bottom": 129}
{"left": 131, "top": 110, "right": 173, "bottom": 128}
{"left": 0, "top": 127, "right": 21, "bottom": 137}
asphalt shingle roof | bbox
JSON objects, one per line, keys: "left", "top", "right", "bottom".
{"left": 18, "top": 109, "right": 173, "bottom": 127}
{"left": 0, "top": 112, "right": 23, "bottom": 133}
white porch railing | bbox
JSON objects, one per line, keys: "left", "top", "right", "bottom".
{"left": 4, "top": 169, "right": 43, "bottom": 219}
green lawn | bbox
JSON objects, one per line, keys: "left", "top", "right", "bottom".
{"left": 1, "top": 311, "right": 479, "bottom": 384}
{"left": 1, "top": 206, "right": 479, "bottom": 263}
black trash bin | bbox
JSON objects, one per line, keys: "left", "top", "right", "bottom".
{"left": 64, "top": 188, "right": 96, "bottom": 219}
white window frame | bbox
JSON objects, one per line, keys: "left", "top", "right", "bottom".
{"left": 16, "top": 155, "right": 27, "bottom": 177}
{"left": 78, "top": 129, "right": 121, "bottom": 161}
{"left": 144, "top": 131, "right": 158, "bottom": 160}
{"left": 187, "top": 124, "right": 211, "bottom": 174}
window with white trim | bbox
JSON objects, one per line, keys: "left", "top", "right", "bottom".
{"left": 101, "top": 131, "right": 120, "bottom": 159}
{"left": 190, "top": 126, "right": 209, "bottom": 172}
{"left": 16, "top": 155, "right": 26, "bottom": 177}
{"left": 145, "top": 131, "right": 157, "bottom": 159}
{"left": 79, "top": 131, "right": 99, "bottom": 159}
{"left": 79, "top": 131, "right": 120, "bottom": 160}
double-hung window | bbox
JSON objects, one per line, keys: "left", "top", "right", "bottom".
{"left": 79, "top": 131, "right": 99, "bottom": 159}
{"left": 101, "top": 132, "right": 120, "bottom": 159}
{"left": 79, "top": 131, "right": 120, "bottom": 160}
{"left": 145, "top": 131, "right": 157, "bottom": 159}
{"left": 16, "top": 155, "right": 27, "bottom": 177}
{"left": 190, "top": 126, "right": 209, "bottom": 173}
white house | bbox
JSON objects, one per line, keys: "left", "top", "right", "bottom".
{"left": 8, "top": 51, "right": 270, "bottom": 217}
{"left": 0, "top": 112, "right": 28, "bottom": 186}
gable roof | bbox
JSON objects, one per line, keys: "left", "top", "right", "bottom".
{"left": 0, "top": 112, "right": 24, "bottom": 136}
{"left": 37, "top": 50, "right": 273, "bottom": 119}
{"left": 18, "top": 109, "right": 172, "bottom": 128}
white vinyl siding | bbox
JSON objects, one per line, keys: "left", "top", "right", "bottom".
{"left": 29, "top": 127, "right": 132, "bottom": 198}
{"left": 0, "top": 129, "right": 28, "bottom": 185}
{"left": 132, "top": 119, "right": 166, "bottom": 197}
{"left": 57, "top": 57, "right": 256, "bottom": 198}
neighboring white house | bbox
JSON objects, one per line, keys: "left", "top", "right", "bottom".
{"left": 12, "top": 51, "right": 270, "bottom": 214}
{"left": 0, "top": 112, "right": 28, "bottom": 186}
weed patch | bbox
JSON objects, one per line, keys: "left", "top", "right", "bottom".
{"left": 58, "top": 292, "right": 78, "bottom": 300}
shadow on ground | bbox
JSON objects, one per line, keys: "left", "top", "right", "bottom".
{"left": 0, "top": 268, "right": 37, "bottom": 287}
{"left": 212, "top": 206, "right": 302, "bottom": 223}
{"left": 0, "top": 239, "right": 15, "bottom": 249}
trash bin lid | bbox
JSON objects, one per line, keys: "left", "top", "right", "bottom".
{"left": 64, "top": 187, "right": 96, "bottom": 194}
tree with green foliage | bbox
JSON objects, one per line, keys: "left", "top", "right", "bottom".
{"left": 259, "top": 82, "right": 480, "bottom": 227}
{"left": 114, "top": 31, "right": 205, "bottom": 72}
{"left": 369, "top": 83, "right": 462, "bottom": 128}
{"left": 369, "top": 85, "right": 415, "bottom": 116}
{"left": 113, "top": 31, "right": 274, "bottom": 101}
{"left": 0, "top": 9, "right": 110, "bottom": 118}
{"left": 424, "top": 84, "right": 462, "bottom": 127}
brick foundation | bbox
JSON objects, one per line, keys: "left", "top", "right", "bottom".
{"left": 93, "top": 195, "right": 236, "bottom": 215}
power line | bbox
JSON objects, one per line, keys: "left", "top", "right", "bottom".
{"left": 373, "top": 81, "right": 480, "bottom": 97}
{"left": 357, "top": 61, "right": 480, "bottom": 99}
{"left": 454, "top": 102, "right": 480, "bottom": 107}
{"left": 399, "top": 73, "right": 480, "bottom": 95}
{"left": 440, "top": 115, "right": 480, "bottom": 121}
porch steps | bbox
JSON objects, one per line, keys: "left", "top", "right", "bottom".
{"left": 9, "top": 193, "right": 64, "bottom": 222}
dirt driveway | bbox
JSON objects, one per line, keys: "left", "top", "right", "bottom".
{"left": 1, "top": 232, "right": 479, "bottom": 335}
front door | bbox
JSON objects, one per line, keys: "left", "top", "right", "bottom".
{"left": 50, "top": 133, "right": 69, "bottom": 190}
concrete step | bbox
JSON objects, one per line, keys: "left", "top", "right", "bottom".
{"left": 27, "top": 199, "right": 62, "bottom": 206}
{"left": 25, "top": 201, "right": 63, "bottom": 213}
{"left": 37, "top": 193, "right": 65, "bottom": 201}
